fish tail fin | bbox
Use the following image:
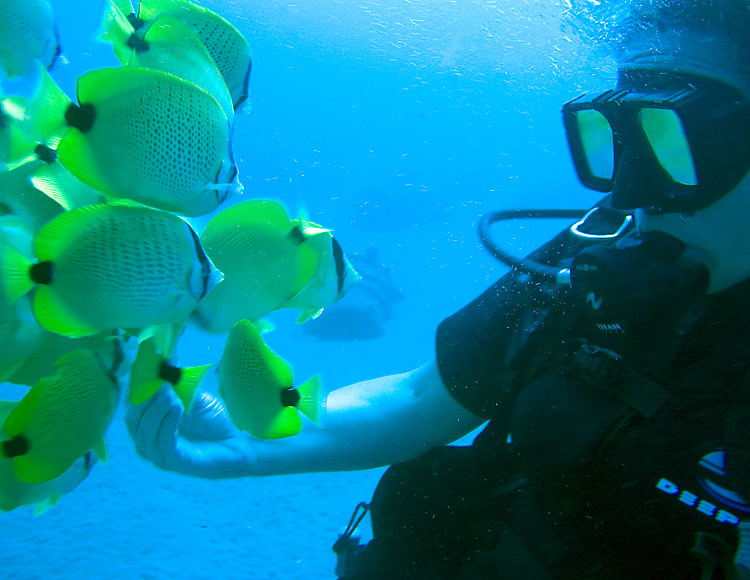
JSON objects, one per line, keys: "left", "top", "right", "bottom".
{"left": 23, "top": 66, "right": 71, "bottom": 145}
{"left": 0, "top": 100, "right": 40, "bottom": 170}
{"left": 295, "top": 375, "right": 322, "bottom": 425}
{"left": 128, "top": 339, "right": 165, "bottom": 405}
{"left": 0, "top": 243, "right": 33, "bottom": 304}
{"left": 31, "top": 161, "right": 104, "bottom": 211}
{"left": 98, "top": 0, "right": 137, "bottom": 63}
{"left": 172, "top": 364, "right": 213, "bottom": 411}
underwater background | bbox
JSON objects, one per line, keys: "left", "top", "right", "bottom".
{"left": 3, "top": 1, "right": 614, "bottom": 578}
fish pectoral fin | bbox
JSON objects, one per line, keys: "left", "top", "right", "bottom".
{"left": 93, "top": 439, "right": 107, "bottom": 463}
{"left": 296, "top": 307, "right": 324, "bottom": 324}
{"left": 33, "top": 286, "right": 101, "bottom": 338}
{"left": 33, "top": 493, "right": 63, "bottom": 517}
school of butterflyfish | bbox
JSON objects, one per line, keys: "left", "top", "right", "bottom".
{"left": 0, "top": 0, "right": 360, "bottom": 514}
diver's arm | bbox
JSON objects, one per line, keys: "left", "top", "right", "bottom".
{"left": 126, "top": 360, "right": 485, "bottom": 478}
{"left": 253, "top": 360, "right": 485, "bottom": 475}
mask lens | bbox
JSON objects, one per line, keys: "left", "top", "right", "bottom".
{"left": 639, "top": 108, "right": 698, "bottom": 186}
{"left": 577, "top": 109, "right": 615, "bottom": 180}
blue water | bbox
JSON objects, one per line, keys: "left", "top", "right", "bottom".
{"left": 3, "top": 1, "right": 615, "bottom": 578}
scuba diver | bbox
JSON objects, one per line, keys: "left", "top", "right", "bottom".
{"left": 127, "top": 1, "right": 750, "bottom": 578}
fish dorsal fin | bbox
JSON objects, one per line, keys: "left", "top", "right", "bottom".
{"left": 138, "top": 0, "right": 193, "bottom": 20}
{"left": 3, "top": 377, "right": 52, "bottom": 437}
{"left": 204, "top": 199, "right": 292, "bottom": 238}
{"left": 75, "top": 66, "right": 181, "bottom": 108}
{"left": 138, "top": 14, "right": 233, "bottom": 120}
{"left": 33, "top": 204, "right": 108, "bottom": 262}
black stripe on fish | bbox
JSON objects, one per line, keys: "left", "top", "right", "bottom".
{"left": 2, "top": 435, "right": 29, "bottom": 458}
{"left": 234, "top": 57, "right": 253, "bottom": 110}
{"left": 280, "top": 388, "right": 300, "bottom": 408}
{"left": 331, "top": 237, "right": 346, "bottom": 295}
{"left": 65, "top": 104, "right": 96, "bottom": 133}
{"left": 288, "top": 226, "right": 306, "bottom": 246}
{"left": 159, "top": 360, "right": 182, "bottom": 386}
{"left": 83, "top": 451, "right": 94, "bottom": 473}
{"left": 187, "top": 224, "right": 214, "bottom": 299}
{"left": 30, "top": 261, "right": 54, "bottom": 284}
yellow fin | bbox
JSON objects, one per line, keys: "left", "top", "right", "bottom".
{"left": 128, "top": 339, "right": 164, "bottom": 405}
{"left": 94, "top": 439, "right": 107, "bottom": 463}
{"left": 34, "top": 204, "right": 111, "bottom": 261}
{"left": 296, "top": 307, "right": 324, "bottom": 324}
{"left": 33, "top": 493, "right": 62, "bottom": 516}
{"left": 12, "top": 456, "right": 65, "bottom": 485}
{"left": 258, "top": 406, "right": 302, "bottom": 440}
{"left": 295, "top": 375, "right": 322, "bottom": 425}
{"left": 20, "top": 67, "right": 71, "bottom": 145}
{"left": 3, "top": 379, "right": 50, "bottom": 438}
{"left": 56, "top": 129, "right": 113, "bottom": 199}
{"left": 31, "top": 161, "right": 105, "bottom": 211}
{"left": 172, "top": 364, "right": 213, "bottom": 411}
{"left": 0, "top": 242, "right": 33, "bottom": 304}
{"left": 98, "top": 0, "right": 137, "bottom": 64}
{"left": 33, "top": 285, "right": 101, "bottom": 338}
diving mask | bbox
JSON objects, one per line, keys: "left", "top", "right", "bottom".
{"left": 563, "top": 70, "right": 750, "bottom": 214}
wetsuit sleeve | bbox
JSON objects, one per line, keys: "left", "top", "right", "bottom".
{"left": 434, "top": 221, "right": 592, "bottom": 422}
{"left": 435, "top": 277, "right": 517, "bottom": 420}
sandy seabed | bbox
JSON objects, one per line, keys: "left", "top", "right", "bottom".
{"left": 3, "top": 412, "right": 384, "bottom": 580}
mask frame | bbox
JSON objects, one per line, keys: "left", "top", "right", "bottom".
{"left": 563, "top": 71, "right": 750, "bottom": 214}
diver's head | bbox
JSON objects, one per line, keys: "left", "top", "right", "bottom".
{"left": 563, "top": 0, "right": 750, "bottom": 292}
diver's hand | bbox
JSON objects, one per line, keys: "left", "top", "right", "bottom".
{"left": 126, "top": 388, "right": 257, "bottom": 479}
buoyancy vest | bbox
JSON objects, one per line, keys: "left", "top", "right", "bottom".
{"left": 358, "top": 229, "right": 750, "bottom": 580}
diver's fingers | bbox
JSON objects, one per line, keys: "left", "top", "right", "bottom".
{"left": 179, "top": 391, "right": 238, "bottom": 442}
{"left": 126, "top": 387, "right": 183, "bottom": 466}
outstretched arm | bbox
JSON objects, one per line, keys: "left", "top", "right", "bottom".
{"left": 127, "top": 360, "right": 485, "bottom": 478}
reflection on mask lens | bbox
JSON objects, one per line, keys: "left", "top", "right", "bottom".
{"left": 639, "top": 108, "right": 698, "bottom": 186}
{"left": 577, "top": 109, "right": 614, "bottom": 180}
